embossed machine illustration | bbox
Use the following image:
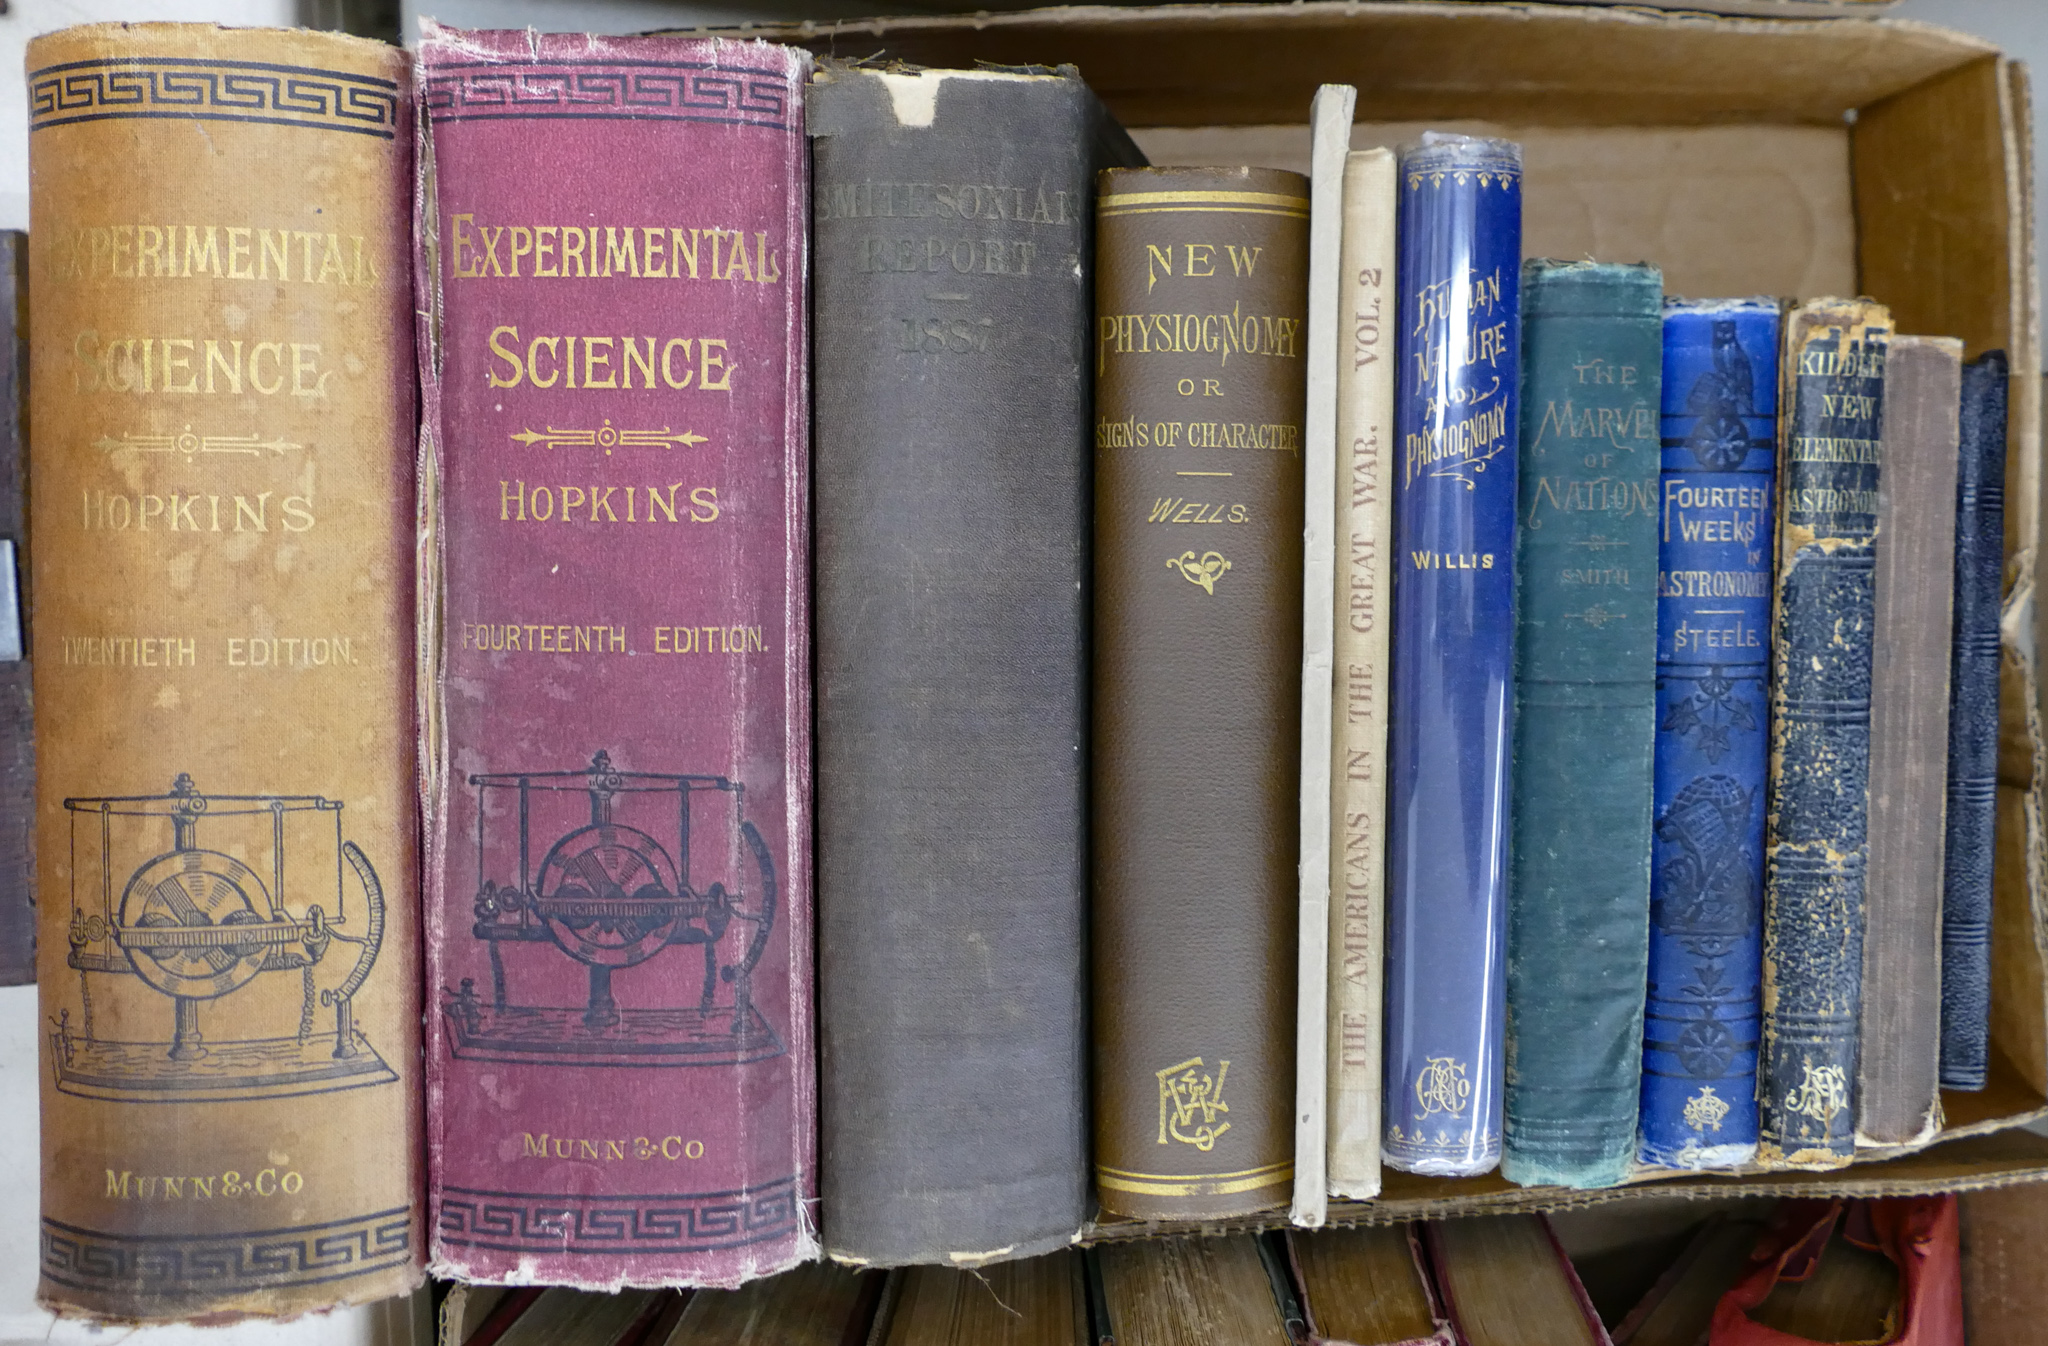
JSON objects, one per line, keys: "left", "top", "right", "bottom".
{"left": 54, "top": 774, "right": 394, "bottom": 1103}
{"left": 444, "top": 751, "right": 781, "bottom": 1066}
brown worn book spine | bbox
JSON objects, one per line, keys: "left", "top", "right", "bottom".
{"left": 29, "top": 24, "right": 421, "bottom": 1318}
{"left": 1287, "top": 1225, "right": 1454, "bottom": 1346}
{"left": 1097, "top": 1237, "right": 1293, "bottom": 1345}
{"left": 1423, "top": 1216, "right": 1607, "bottom": 1346}
{"left": 1857, "top": 334, "right": 1962, "bottom": 1148}
{"left": 1091, "top": 166, "right": 1306, "bottom": 1220}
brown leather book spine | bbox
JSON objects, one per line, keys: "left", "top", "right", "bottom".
{"left": 1092, "top": 166, "right": 1306, "bottom": 1219}
{"left": 29, "top": 24, "right": 420, "bottom": 1318}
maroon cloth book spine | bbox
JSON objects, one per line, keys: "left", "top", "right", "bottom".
{"left": 416, "top": 23, "right": 814, "bottom": 1287}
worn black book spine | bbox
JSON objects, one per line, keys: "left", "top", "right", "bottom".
{"left": 808, "top": 63, "right": 1143, "bottom": 1265}
{"left": 1940, "top": 349, "right": 2009, "bottom": 1091}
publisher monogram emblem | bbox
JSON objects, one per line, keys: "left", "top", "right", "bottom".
{"left": 1156, "top": 1056, "right": 1231, "bottom": 1150}
{"left": 1414, "top": 1055, "right": 1472, "bottom": 1118}
{"left": 1784, "top": 1062, "right": 1849, "bottom": 1124}
{"left": 1166, "top": 550, "right": 1232, "bottom": 595}
{"left": 1683, "top": 1085, "right": 1731, "bottom": 1134}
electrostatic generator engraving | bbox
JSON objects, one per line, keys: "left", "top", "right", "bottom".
{"left": 53, "top": 773, "right": 395, "bottom": 1103}
{"left": 443, "top": 750, "right": 781, "bottom": 1066}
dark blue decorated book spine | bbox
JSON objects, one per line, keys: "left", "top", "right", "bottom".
{"left": 1758, "top": 299, "right": 1890, "bottom": 1170}
{"left": 1940, "top": 349, "right": 2009, "bottom": 1091}
{"left": 1383, "top": 134, "right": 1521, "bottom": 1177}
{"left": 1637, "top": 299, "right": 1778, "bottom": 1170}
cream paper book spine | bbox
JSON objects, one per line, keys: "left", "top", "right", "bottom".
{"left": 1293, "top": 82, "right": 1356, "bottom": 1228}
{"left": 1326, "top": 146, "right": 1396, "bottom": 1199}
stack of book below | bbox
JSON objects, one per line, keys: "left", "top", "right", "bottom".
{"left": 436, "top": 1194, "right": 1972, "bottom": 1345}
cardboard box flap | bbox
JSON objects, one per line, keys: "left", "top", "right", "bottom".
{"left": 725, "top": 4, "right": 1994, "bottom": 128}
{"left": 1083, "top": 1128, "right": 2048, "bottom": 1238}
{"left": 1563, "top": 0, "right": 1899, "bottom": 15}
{"left": 729, "top": 0, "right": 2048, "bottom": 1217}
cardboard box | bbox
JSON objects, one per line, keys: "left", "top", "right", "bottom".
{"left": 736, "top": 1, "right": 2048, "bottom": 1224}
{"left": 1544, "top": 0, "right": 1898, "bottom": 14}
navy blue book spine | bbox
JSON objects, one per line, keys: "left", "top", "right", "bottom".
{"left": 1939, "top": 349, "right": 2009, "bottom": 1091}
{"left": 1637, "top": 299, "right": 1778, "bottom": 1169}
{"left": 1383, "top": 134, "right": 1521, "bottom": 1177}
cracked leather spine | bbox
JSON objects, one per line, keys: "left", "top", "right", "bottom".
{"left": 1637, "top": 299, "right": 1778, "bottom": 1172}
{"left": 1757, "top": 298, "right": 1891, "bottom": 1169}
{"left": 1502, "top": 260, "right": 1663, "bottom": 1190}
{"left": 1092, "top": 166, "right": 1307, "bottom": 1219}
{"left": 810, "top": 64, "right": 1139, "bottom": 1262}
{"left": 29, "top": 23, "right": 421, "bottom": 1319}
{"left": 1939, "top": 349, "right": 2008, "bottom": 1092}
{"left": 1382, "top": 135, "right": 1521, "bottom": 1178}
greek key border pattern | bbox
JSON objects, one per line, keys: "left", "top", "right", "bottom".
{"left": 41, "top": 1209, "right": 413, "bottom": 1296}
{"left": 436, "top": 1176, "right": 798, "bottom": 1252}
{"left": 30, "top": 58, "right": 399, "bottom": 139}
{"left": 424, "top": 63, "right": 793, "bottom": 129}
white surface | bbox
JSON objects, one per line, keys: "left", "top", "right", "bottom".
{"left": 0, "top": 0, "right": 297, "bottom": 232}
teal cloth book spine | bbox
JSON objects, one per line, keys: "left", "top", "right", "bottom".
{"left": 1503, "top": 260, "right": 1664, "bottom": 1188}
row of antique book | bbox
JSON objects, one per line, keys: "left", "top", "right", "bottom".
{"left": 1093, "top": 97, "right": 2009, "bottom": 1219}
{"left": 437, "top": 1196, "right": 1966, "bottom": 1346}
{"left": 20, "top": 17, "right": 2012, "bottom": 1323}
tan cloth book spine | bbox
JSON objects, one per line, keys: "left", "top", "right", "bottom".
{"left": 1092, "top": 165, "right": 1308, "bottom": 1220}
{"left": 29, "top": 23, "right": 421, "bottom": 1318}
{"left": 1857, "top": 333, "right": 1962, "bottom": 1148}
{"left": 1325, "top": 146, "right": 1396, "bottom": 1203}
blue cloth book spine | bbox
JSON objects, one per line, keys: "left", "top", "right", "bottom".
{"left": 1502, "top": 260, "right": 1663, "bottom": 1190}
{"left": 1940, "top": 348, "right": 2009, "bottom": 1091}
{"left": 1383, "top": 133, "right": 1521, "bottom": 1177}
{"left": 1758, "top": 300, "right": 1890, "bottom": 1169}
{"left": 1637, "top": 299, "right": 1779, "bottom": 1170}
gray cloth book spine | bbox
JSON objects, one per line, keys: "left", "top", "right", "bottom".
{"left": 1857, "top": 335, "right": 1962, "bottom": 1148}
{"left": 808, "top": 62, "right": 1142, "bottom": 1265}
{"left": 1503, "top": 259, "right": 1663, "bottom": 1189}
